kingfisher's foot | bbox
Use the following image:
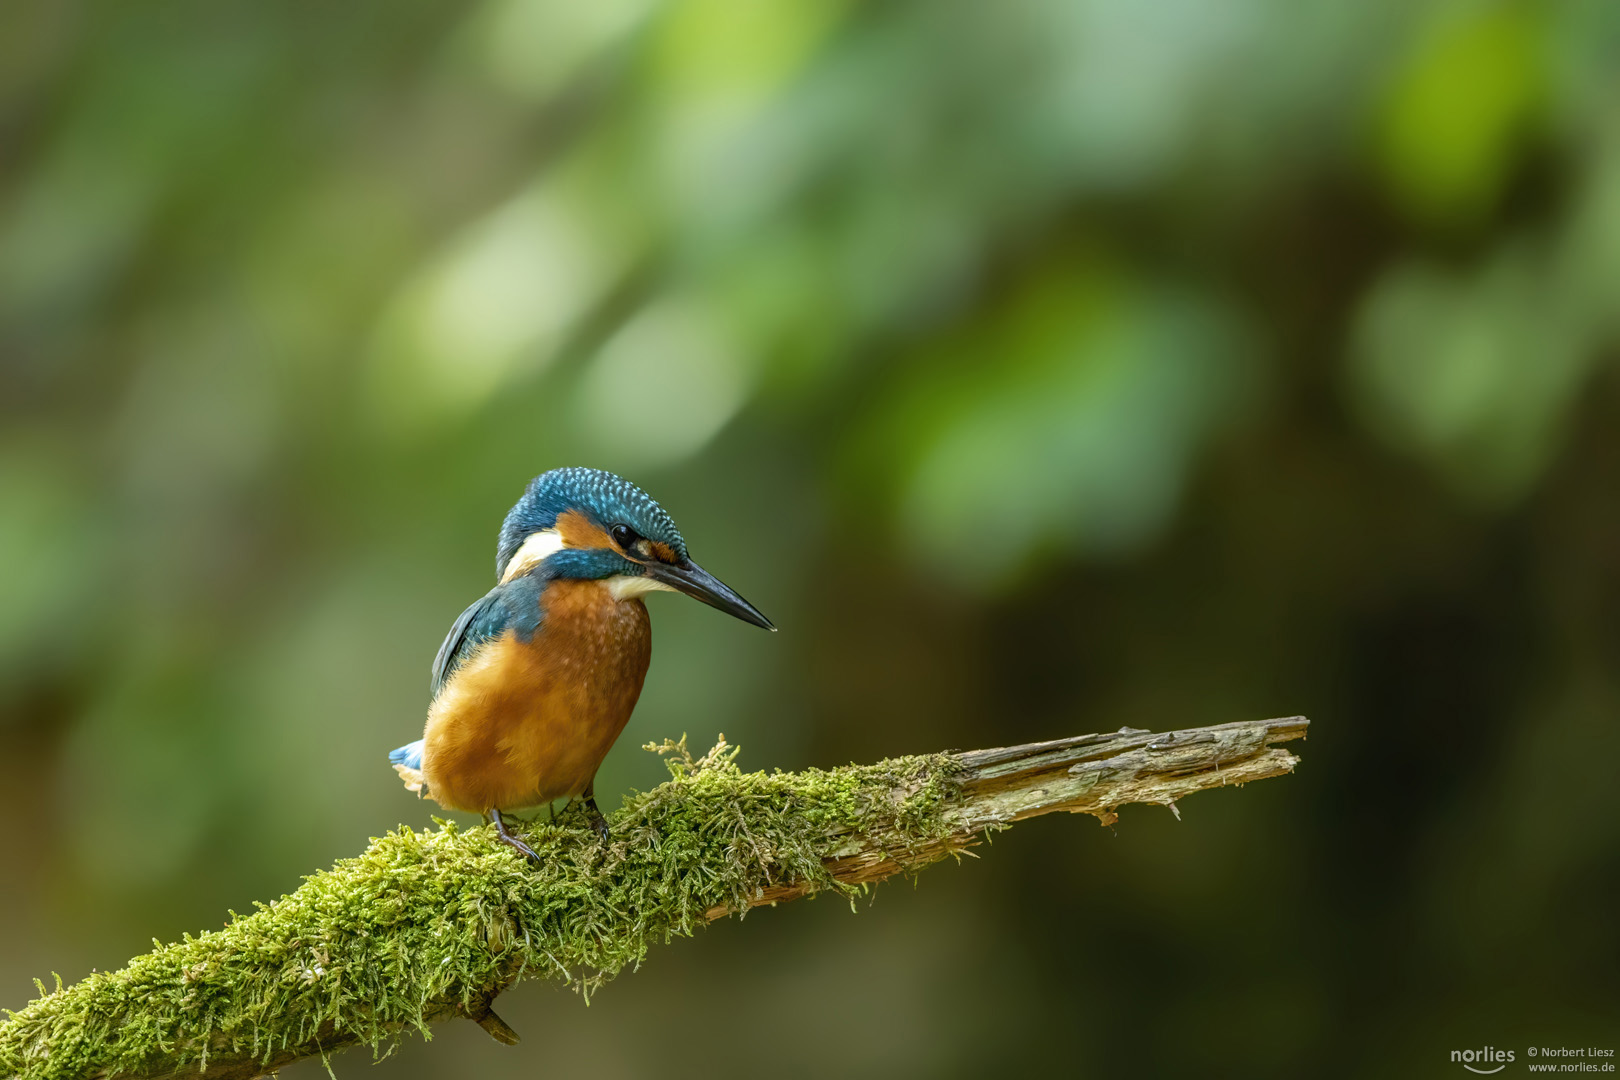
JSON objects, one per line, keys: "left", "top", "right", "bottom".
{"left": 490, "top": 808, "right": 542, "bottom": 864}
{"left": 583, "top": 784, "right": 609, "bottom": 842}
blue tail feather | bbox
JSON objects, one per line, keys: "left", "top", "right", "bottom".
{"left": 390, "top": 740, "right": 424, "bottom": 770}
{"left": 390, "top": 739, "right": 426, "bottom": 796}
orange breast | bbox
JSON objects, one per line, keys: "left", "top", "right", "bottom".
{"left": 419, "top": 580, "right": 652, "bottom": 814}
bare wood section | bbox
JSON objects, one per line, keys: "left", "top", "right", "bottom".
{"left": 702, "top": 716, "right": 1308, "bottom": 918}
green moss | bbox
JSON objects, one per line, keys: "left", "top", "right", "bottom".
{"left": 0, "top": 740, "right": 963, "bottom": 1080}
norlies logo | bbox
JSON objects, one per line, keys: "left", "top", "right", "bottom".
{"left": 1453, "top": 1047, "right": 1516, "bottom": 1074}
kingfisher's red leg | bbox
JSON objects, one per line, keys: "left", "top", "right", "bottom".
{"left": 490, "top": 808, "right": 542, "bottom": 863}
{"left": 582, "top": 781, "right": 609, "bottom": 842}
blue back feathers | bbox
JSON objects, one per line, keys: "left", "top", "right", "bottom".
{"left": 496, "top": 467, "right": 688, "bottom": 580}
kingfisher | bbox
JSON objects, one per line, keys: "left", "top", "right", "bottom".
{"left": 389, "top": 467, "right": 773, "bottom": 859}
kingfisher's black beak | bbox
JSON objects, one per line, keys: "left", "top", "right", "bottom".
{"left": 647, "top": 559, "right": 775, "bottom": 630}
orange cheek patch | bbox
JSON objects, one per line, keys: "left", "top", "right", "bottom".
{"left": 556, "top": 509, "right": 612, "bottom": 550}
{"left": 648, "top": 541, "right": 679, "bottom": 564}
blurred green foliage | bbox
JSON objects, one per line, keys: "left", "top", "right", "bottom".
{"left": 2, "top": 1, "right": 1618, "bottom": 1077}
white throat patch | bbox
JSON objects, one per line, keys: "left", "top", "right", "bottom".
{"left": 500, "top": 528, "right": 566, "bottom": 582}
{"left": 605, "top": 574, "right": 677, "bottom": 600}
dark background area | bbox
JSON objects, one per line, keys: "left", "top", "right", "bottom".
{"left": 2, "top": 2, "right": 1618, "bottom": 1076}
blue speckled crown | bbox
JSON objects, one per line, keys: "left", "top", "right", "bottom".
{"left": 496, "top": 467, "right": 688, "bottom": 578}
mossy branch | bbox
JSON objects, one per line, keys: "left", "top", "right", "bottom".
{"left": 0, "top": 716, "right": 1307, "bottom": 1080}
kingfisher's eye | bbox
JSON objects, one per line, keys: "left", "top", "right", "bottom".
{"left": 611, "top": 524, "right": 641, "bottom": 550}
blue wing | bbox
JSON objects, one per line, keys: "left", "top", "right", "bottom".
{"left": 430, "top": 576, "right": 545, "bottom": 700}
{"left": 390, "top": 577, "right": 546, "bottom": 793}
